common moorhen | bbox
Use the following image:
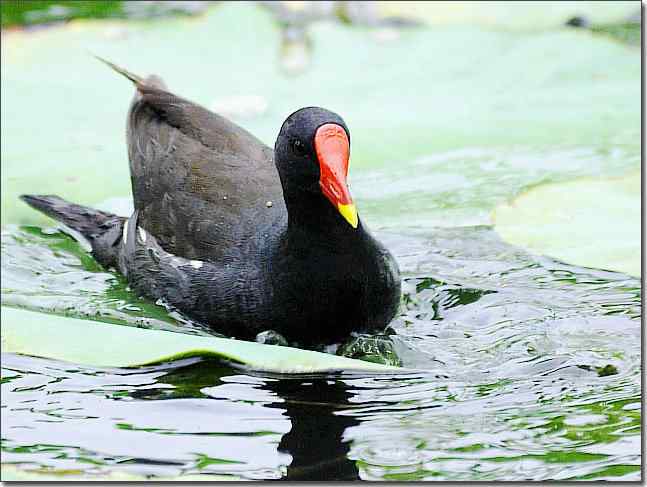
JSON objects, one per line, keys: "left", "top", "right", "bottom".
{"left": 21, "top": 60, "right": 401, "bottom": 345}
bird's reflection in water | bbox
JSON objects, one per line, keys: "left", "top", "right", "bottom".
{"left": 156, "top": 359, "right": 360, "bottom": 480}
{"left": 266, "top": 375, "right": 360, "bottom": 481}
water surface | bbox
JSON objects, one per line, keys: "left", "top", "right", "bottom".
{"left": 2, "top": 219, "right": 640, "bottom": 480}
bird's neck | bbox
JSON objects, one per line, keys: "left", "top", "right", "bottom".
{"left": 283, "top": 189, "right": 363, "bottom": 248}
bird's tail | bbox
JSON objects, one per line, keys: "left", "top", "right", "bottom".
{"left": 93, "top": 55, "right": 167, "bottom": 91}
{"left": 20, "top": 195, "right": 124, "bottom": 267}
{"left": 93, "top": 55, "right": 143, "bottom": 85}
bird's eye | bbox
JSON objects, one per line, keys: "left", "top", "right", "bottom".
{"left": 292, "top": 139, "right": 306, "bottom": 156}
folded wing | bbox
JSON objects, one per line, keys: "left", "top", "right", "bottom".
{"left": 105, "top": 60, "right": 285, "bottom": 262}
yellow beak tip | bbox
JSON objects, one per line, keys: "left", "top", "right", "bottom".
{"left": 338, "top": 203, "right": 359, "bottom": 229}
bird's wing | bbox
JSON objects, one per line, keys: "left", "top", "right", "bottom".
{"left": 101, "top": 60, "right": 285, "bottom": 262}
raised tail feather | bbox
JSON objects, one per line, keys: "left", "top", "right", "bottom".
{"left": 93, "top": 55, "right": 167, "bottom": 90}
{"left": 93, "top": 55, "right": 143, "bottom": 85}
{"left": 21, "top": 194, "right": 125, "bottom": 268}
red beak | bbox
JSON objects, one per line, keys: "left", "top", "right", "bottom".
{"left": 314, "top": 123, "right": 358, "bottom": 228}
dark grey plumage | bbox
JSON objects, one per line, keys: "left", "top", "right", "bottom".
{"left": 21, "top": 61, "right": 402, "bottom": 344}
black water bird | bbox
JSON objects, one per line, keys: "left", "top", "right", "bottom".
{"left": 21, "top": 60, "right": 401, "bottom": 344}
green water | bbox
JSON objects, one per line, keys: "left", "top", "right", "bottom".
{"left": 0, "top": 1, "right": 641, "bottom": 481}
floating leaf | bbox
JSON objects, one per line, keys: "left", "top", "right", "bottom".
{"left": 1, "top": 306, "right": 400, "bottom": 373}
{"left": 1, "top": 3, "right": 639, "bottom": 226}
{"left": 493, "top": 170, "right": 639, "bottom": 276}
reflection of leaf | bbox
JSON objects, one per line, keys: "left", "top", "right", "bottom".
{"left": 0, "top": 463, "right": 234, "bottom": 481}
{"left": 493, "top": 170, "right": 640, "bottom": 277}
{"left": 195, "top": 454, "right": 245, "bottom": 469}
{"left": 1, "top": 307, "right": 399, "bottom": 373}
{"left": 567, "top": 465, "right": 641, "bottom": 481}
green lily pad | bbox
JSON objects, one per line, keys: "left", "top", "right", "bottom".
{"left": 1, "top": 306, "right": 400, "bottom": 372}
{"left": 493, "top": 170, "right": 640, "bottom": 276}
{"left": 1, "top": 2, "right": 639, "bottom": 226}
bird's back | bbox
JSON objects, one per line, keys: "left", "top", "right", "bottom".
{"left": 126, "top": 75, "right": 286, "bottom": 262}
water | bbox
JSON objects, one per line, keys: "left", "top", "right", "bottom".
{"left": 0, "top": 1, "right": 641, "bottom": 480}
{"left": 1, "top": 219, "right": 640, "bottom": 480}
